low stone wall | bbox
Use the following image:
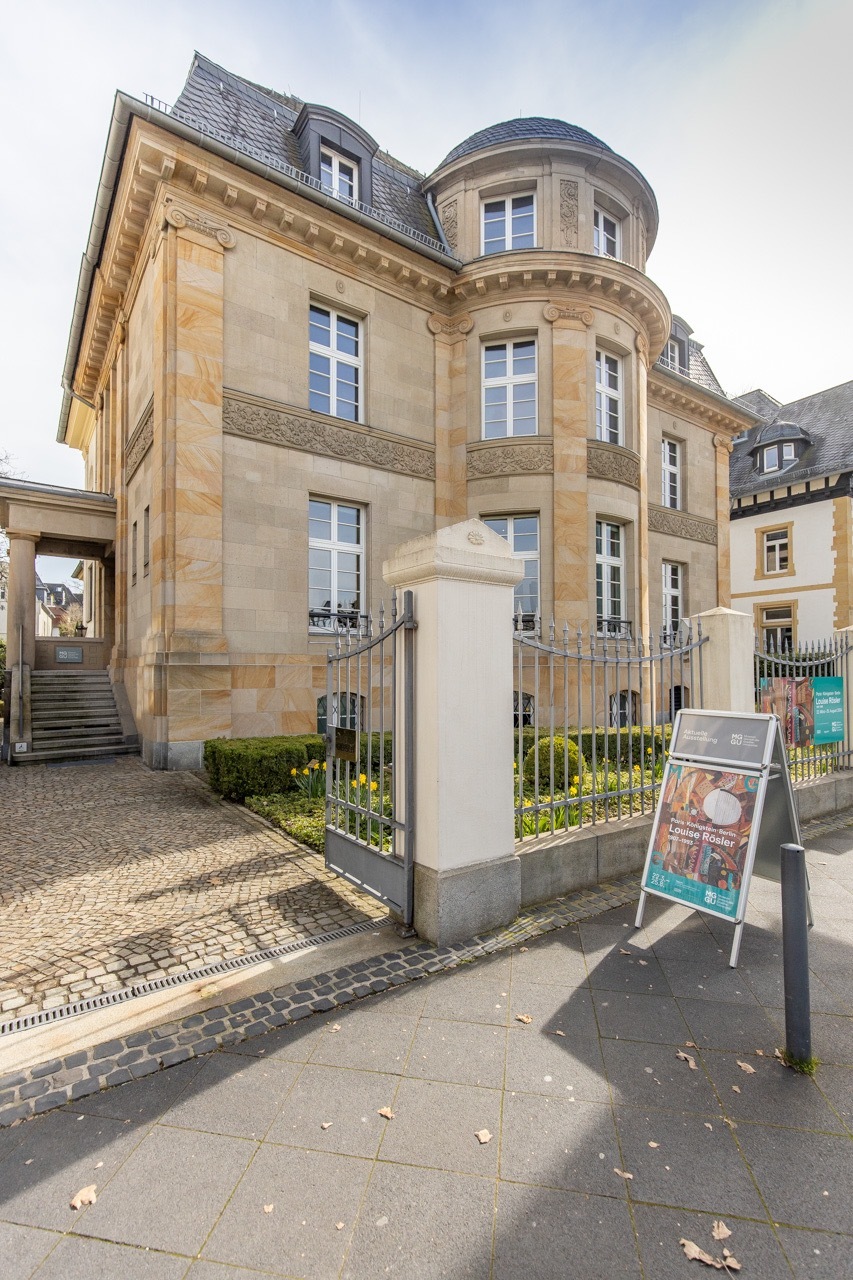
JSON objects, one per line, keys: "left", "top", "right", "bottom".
{"left": 34, "top": 637, "right": 107, "bottom": 670}
{"left": 518, "top": 770, "right": 853, "bottom": 909}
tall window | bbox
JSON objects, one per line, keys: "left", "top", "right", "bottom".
{"left": 483, "top": 340, "right": 537, "bottom": 437}
{"left": 595, "top": 350, "right": 622, "bottom": 444}
{"left": 143, "top": 505, "right": 150, "bottom": 577}
{"left": 662, "top": 562, "right": 682, "bottom": 639}
{"left": 482, "top": 194, "right": 535, "bottom": 255}
{"left": 320, "top": 147, "right": 357, "bottom": 202}
{"left": 593, "top": 207, "right": 620, "bottom": 258}
{"left": 131, "top": 521, "right": 138, "bottom": 587}
{"left": 484, "top": 515, "right": 540, "bottom": 618}
{"left": 661, "top": 438, "right": 681, "bottom": 509}
{"left": 610, "top": 690, "right": 638, "bottom": 728}
{"left": 761, "top": 605, "right": 793, "bottom": 652}
{"left": 596, "top": 520, "right": 627, "bottom": 635}
{"left": 308, "top": 500, "right": 363, "bottom": 631}
{"left": 764, "top": 529, "right": 789, "bottom": 574}
{"left": 309, "top": 305, "right": 361, "bottom": 422}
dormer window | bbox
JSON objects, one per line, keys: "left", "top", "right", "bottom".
{"left": 763, "top": 442, "right": 796, "bottom": 473}
{"left": 482, "top": 194, "right": 535, "bottom": 255}
{"left": 593, "top": 206, "right": 620, "bottom": 259}
{"left": 320, "top": 147, "right": 358, "bottom": 202}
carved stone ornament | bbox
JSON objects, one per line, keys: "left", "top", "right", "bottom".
{"left": 713, "top": 433, "right": 734, "bottom": 454}
{"left": 467, "top": 530, "right": 485, "bottom": 545}
{"left": 441, "top": 199, "right": 458, "bottom": 253}
{"left": 648, "top": 505, "right": 718, "bottom": 545}
{"left": 125, "top": 400, "right": 154, "bottom": 480}
{"left": 427, "top": 313, "right": 474, "bottom": 337}
{"left": 467, "top": 441, "right": 554, "bottom": 479}
{"left": 635, "top": 333, "right": 650, "bottom": 366}
{"left": 164, "top": 205, "right": 236, "bottom": 248}
{"left": 587, "top": 443, "right": 641, "bottom": 490}
{"left": 543, "top": 303, "right": 594, "bottom": 327}
{"left": 223, "top": 395, "right": 435, "bottom": 479}
{"left": 559, "top": 180, "right": 579, "bottom": 248}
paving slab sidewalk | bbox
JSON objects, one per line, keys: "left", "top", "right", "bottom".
{"left": 0, "top": 819, "right": 852, "bottom": 1277}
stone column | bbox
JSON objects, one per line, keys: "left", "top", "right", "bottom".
{"left": 429, "top": 313, "right": 473, "bottom": 528}
{"left": 7, "top": 532, "right": 38, "bottom": 670}
{"left": 713, "top": 434, "right": 734, "bottom": 607}
{"left": 696, "top": 607, "right": 755, "bottom": 713}
{"left": 635, "top": 335, "right": 651, "bottom": 640}
{"left": 384, "top": 518, "right": 523, "bottom": 944}
{"left": 544, "top": 304, "right": 592, "bottom": 626}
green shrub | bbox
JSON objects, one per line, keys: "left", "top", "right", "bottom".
{"left": 523, "top": 735, "right": 580, "bottom": 788}
{"left": 245, "top": 793, "right": 326, "bottom": 853}
{"left": 203, "top": 736, "right": 309, "bottom": 802}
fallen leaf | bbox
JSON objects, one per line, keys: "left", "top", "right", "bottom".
{"left": 638, "top": 959, "right": 649, "bottom": 966}
{"left": 198, "top": 983, "right": 219, "bottom": 998}
{"left": 619, "top": 947, "right": 632, "bottom": 955}
{"left": 648, "top": 1141, "right": 660, "bottom": 1148}
{"left": 209, "top": 876, "right": 223, "bottom": 885}
{"left": 336, "top": 1222, "right": 345, "bottom": 1230}
{"left": 723, "top": 1118, "right": 737, "bottom": 1130}
{"left": 679, "top": 1237, "right": 721, "bottom": 1267}
{"left": 515, "top": 1014, "right": 533, "bottom": 1025}
{"left": 24, "top": 1159, "right": 33, "bottom": 1166}
{"left": 378, "top": 1107, "right": 395, "bottom": 1120}
{"left": 94, "top": 1161, "right": 104, "bottom": 1169}
{"left": 329, "top": 1024, "right": 341, "bottom": 1034}
{"left": 475, "top": 1129, "right": 492, "bottom": 1144}
{"left": 722, "top": 1249, "right": 742, "bottom": 1271}
{"left": 755, "top": 1049, "right": 765, "bottom": 1057}
{"left": 736, "top": 1060, "right": 756, "bottom": 1074}
{"left": 263, "top": 1204, "right": 274, "bottom": 1214}
{"left": 549, "top": 1029, "right": 566, "bottom": 1038}
{"left": 704, "top": 1123, "right": 713, "bottom": 1130}
{"left": 320, "top": 1122, "right": 333, "bottom": 1130}
{"left": 774, "top": 1048, "right": 785, "bottom": 1062}
{"left": 685, "top": 1041, "right": 697, "bottom": 1049}
{"left": 613, "top": 1168, "right": 634, "bottom": 1180}
{"left": 731, "top": 1085, "right": 741, "bottom": 1094}
{"left": 519, "top": 946, "right": 528, "bottom": 952}
{"left": 712, "top": 1220, "right": 732, "bottom": 1241}
{"left": 69, "top": 1185, "right": 97, "bottom": 1211}
{"left": 676, "top": 1050, "right": 698, "bottom": 1071}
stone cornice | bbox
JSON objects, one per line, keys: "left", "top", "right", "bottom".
{"left": 125, "top": 399, "right": 154, "bottom": 480}
{"left": 466, "top": 440, "right": 554, "bottom": 479}
{"left": 648, "top": 369, "right": 754, "bottom": 434}
{"left": 587, "top": 442, "right": 641, "bottom": 490}
{"left": 223, "top": 391, "right": 435, "bottom": 480}
{"left": 648, "top": 504, "right": 717, "bottom": 545}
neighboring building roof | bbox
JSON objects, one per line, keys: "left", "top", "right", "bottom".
{"left": 732, "top": 388, "right": 782, "bottom": 422}
{"left": 437, "top": 117, "right": 611, "bottom": 168}
{"left": 730, "top": 379, "right": 853, "bottom": 498}
{"left": 171, "top": 53, "right": 440, "bottom": 243}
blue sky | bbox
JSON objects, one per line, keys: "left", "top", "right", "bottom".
{"left": 1, "top": 0, "right": 850, "bottom": 501}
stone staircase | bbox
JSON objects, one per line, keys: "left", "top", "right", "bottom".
{"left": 26, "top": 671, "right": 138, "bottom": 764}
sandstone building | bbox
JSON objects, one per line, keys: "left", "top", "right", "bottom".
{"left": 1, "top": 53, "right": 755, "bottom": 766}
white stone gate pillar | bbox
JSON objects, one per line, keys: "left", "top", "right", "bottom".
{"left": 384, "top": 519, "right": 523, "bottom": 945}
{"left": 695, "top": 606, "right": 755, "bottom": 713}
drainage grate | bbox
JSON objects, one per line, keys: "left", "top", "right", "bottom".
{"left": 0, "top": 915, "right": 391, "bottom": 1037}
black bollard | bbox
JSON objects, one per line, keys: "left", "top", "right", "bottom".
{"left": 780, "top": 843, "right": 812, "bottom": 1064}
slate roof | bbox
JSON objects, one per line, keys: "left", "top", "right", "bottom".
{"left": 686, "top": 341, "right": 725, "bottom": 396}
{"left": 733, "top": 388, "right": 782, "bottom": 422}
{"left": 730, "top": 380, "right": 853, "bottom": 498}
{"left": 170, "top": 53, "right": 441, "bottom": 246}
{"left": 437, "top": 117, "right": 611, "bottom": 168}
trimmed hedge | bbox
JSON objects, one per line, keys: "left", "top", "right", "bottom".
{"left": 523, "top": 736, "right": 580, "bottom": 788}
{"left": 204, "top": 730, "right": 394, "bottom": 802}
{"left": 514, "top": 725, "right": 672, "bottom": 770}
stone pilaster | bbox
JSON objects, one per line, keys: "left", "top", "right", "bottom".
{"left": 428, "top": 313, "right": 473, "bottom": 527}
{"left": 7, "top": 533, "right": 38, "bottom": 670}
{"left": 713, "top": 434, "right": 734, "bottom": 608}
{"left": 544, "top": 304, "right": 593, "bottom": 626}
{"left": 635, "top": 334, "right": 650, "bottom": 640}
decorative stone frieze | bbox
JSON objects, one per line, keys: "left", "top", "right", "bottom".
{"left": 163, "top": 204, "right": 237, "bottom": 248}
{"left": 223, "top": 394, "right": 435, "bottom": 479}
{"left": 441, "top": 199, "right": 458, "bottom": 253}
{"left": 648, "top": 505, "right": 718, "bottom": 545}
{"left": 427, "top": 313, "right": 474, "bottom": 338}
{"left": 125, "top": 401, "right": 154, "bottom": 480}
{"left": 466, "top": 441, "right": 554, "bottom": 479}
{"left": 587, "top": 442, "right": 641, "bottom": 490}
{"left": 559, "top": 180, "right": 579, "bottom": 248}
{"left": 543, "top": 303, "right": 594, "bottom": 327}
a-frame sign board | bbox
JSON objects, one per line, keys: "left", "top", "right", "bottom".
{"left": 636, "top": 710, "right": 811, "bottom": 968}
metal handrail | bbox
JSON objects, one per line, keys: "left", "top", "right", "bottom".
{"left": 17, "top": 623, "right": 23, "bottom": 738}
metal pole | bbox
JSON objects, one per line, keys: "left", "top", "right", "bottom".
{"left": 781, "top": 842, "right": 812, "bottom": 1062}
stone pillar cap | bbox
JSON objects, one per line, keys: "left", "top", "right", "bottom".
{"left": 384, "top": 518, "right": 523, "bottom": 588}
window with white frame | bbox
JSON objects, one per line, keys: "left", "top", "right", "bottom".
{"left": 764, "top": 528, "right": 789, "bottom": 574}
{"left": 483, "top": 515, "right": 540, "bottom": 618}
{"left": 593, "top": 206, "right": 620, "bottom": 258}
{"left": 662, "top": 561, "right": 682, "bottom": 639}
{"left": 762, "top": 441, "right": 796, "bottom": 473}
{"left": 661, "top": 438, "right": 681, "bottom": 509}
{"left": 596, "top": 520, "right": 627, "bottom": 635}
{"left": 309, "top": 305, "right": 361, "bottom": 422}
{"left": 609, "top": 690, "right": 638, "bottom": 728}
{"left": 761, "top": 604, "right": 793, "bottom": 652}
{"left": 320, "top": 147, "right": 358, "bottom": 202}
{"left": 308, "top": 499, "right": 364, "bottom": 631}
{"left": 482, "top": 339, "right": 537, "bottom": 437}
{"left": 482, "top": 193, "right": 535, "bottom": 255}
{"left": 662, "top": 338, "right": 683, "bottom": 373}
{"left": 595, "top": 350, "right": 622, "bottom": 444}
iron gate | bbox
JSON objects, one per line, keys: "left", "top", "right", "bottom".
{"left": 324, "top": 590, "right": 415, "bottom": 930}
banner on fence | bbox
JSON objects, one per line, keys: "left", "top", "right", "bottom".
{"left": 758, "top": 675, "right": 844, "bottom": 747}
{"left": 637, "top": 709, "right": 803, "bottom": 966}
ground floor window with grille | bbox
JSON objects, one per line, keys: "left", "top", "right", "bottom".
{"left": 317, "top": 693, "right": 364, "bottom": 734}
{"left": 610, "top": 689, "right": 638, "bottom": 728}
{"left": 514, "top": 691, "right": 535, "bottom": 728}
{"left": 596, "top": 521, "right": 628, "bottom": 636}
{"left": 761, "top": 604, "right": 793, "bottom": 652}
{"left": 484, "top": 515, "right": 540, "bottom": 621}
{"left": 308, "top": 499, "right": 363, "bottom": 631}
{"left": 662, "top": 561, "right": 682, "bottom": 640}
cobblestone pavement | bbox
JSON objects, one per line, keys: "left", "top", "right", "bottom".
{"left": 0, "top": 758, "right": 385, "bottom": 1020}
